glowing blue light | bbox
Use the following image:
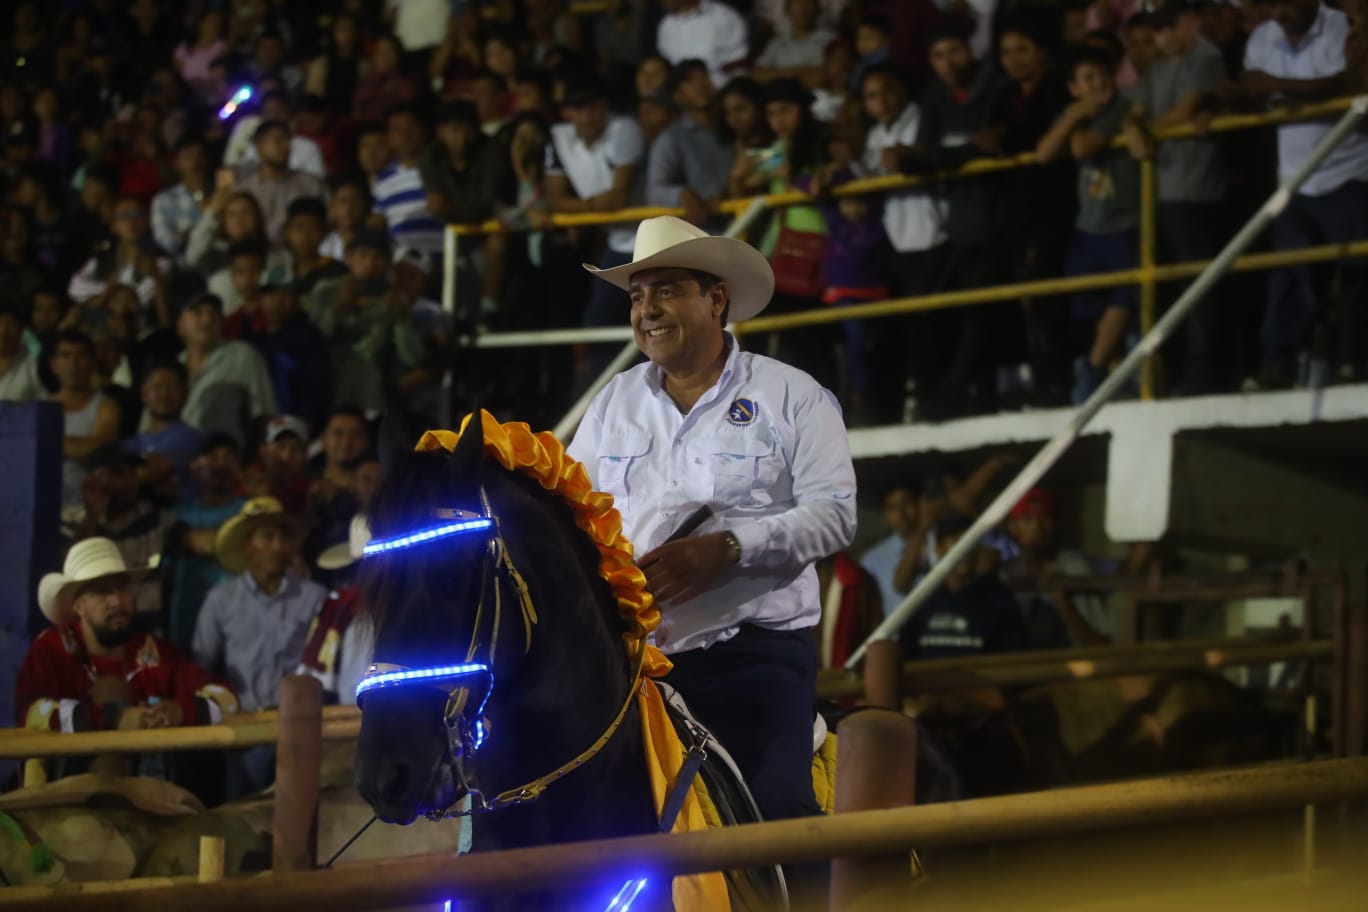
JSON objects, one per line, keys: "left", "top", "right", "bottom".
{"left": 362, "top": 518, "right": 494, "bottom": 557}
{"left": 443, "top": 902, "right": 452, "bottom": 912}
{"left": 355, "top": 662, "right": 490, "bottom": 702}
{"left": 602, "top": 878, "right": 648, "bottom": 912}
{"left": 217, "top": 85, "right": 253, "bottom": 120}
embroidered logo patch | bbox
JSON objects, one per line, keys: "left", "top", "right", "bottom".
{"left": 726, "top": 398, "right": 757, "bottom": 426}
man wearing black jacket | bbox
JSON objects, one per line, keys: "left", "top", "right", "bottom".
{"left": 251, "top": 282, "right": 331, "bottom": 435}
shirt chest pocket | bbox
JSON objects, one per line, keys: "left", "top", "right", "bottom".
{"left": 596, "top": 433, "right": 652, "bottom": 509}
{"left": 704, "top": 435, "right": 782, "bottom": 507}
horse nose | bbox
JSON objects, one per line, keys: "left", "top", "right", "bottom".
{"left": 376, "top": 760, "right": 412, "bottom": 806}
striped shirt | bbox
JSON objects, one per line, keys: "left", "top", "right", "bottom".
{"left": 373, "top": 160, "right": 444, "bottom": 262}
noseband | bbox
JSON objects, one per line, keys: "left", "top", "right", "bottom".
{"left": 356, "top": 490, "right": 646, "bottom": 819}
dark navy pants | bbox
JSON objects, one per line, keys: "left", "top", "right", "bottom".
{"left": 1263, "top": 179, "right": 1368, "bottom": 373}
{"left": 663, "top": 624, "right": 822, "bottom": 823}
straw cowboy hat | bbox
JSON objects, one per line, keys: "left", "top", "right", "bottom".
{"left": 38, "top": 538, "right": 150, "bottom": 627}
{"left": 583, "top": 216, "right": 775, "bottom": 323}
{"left": 215, "top": 496, "right": 310, "bottom": 574}
{"left": 317, "top": 514, "right": 372, "bottom": 571}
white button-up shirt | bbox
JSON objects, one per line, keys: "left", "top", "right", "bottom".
{"left": 568, "top": 335, "right": 857, "bottom": 654}
{"left": 1244, "top": 4, "right": 1368, "bottom": 196}
{"left": 656, "top": 0, "right": 750, "bottom": 89}
{"left": 863, "top": 103, "right": 948, "bottom": 253}
{"left": 547, "top": 117, "right": 646, "bottom": 255}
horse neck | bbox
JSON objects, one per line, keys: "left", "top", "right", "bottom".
{"left": 475, "top": 476, "right": 657, "bottom": 844}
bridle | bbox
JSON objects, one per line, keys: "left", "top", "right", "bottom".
{"left": 355, "top": 489, "right": 647, "bottom": 820}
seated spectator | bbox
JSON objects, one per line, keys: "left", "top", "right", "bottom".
{"left": 295, "top": 94, "right": 349, "bottom": 178}
{"left": 186, "top": 190, "right": 287, "bottom": 313}
{"left": 545, "top": 74, "right": 646, "bottom": 373}
{"left": 1238, "top": 0, "right": 1368, "bottom": 388}
{"left": 243, "top": 30, "right": 303, "bottom": 97}
{"left": 245, "top": 414, "right": 313, "bottom": 515}
{"left": 194, "top": 496, "right": 324, "bottom": 795}
{"left": 306, "top": 230, "right": 426, "bottom": 414}
{"left": 52, "top": 329, "right": 122, "bottom": 516}
{"left": 13, "top": 163, "right": 88, "bottom": 283}
{"left": 811, "top": 37, "right": 857, "bottom": 123}
{"left": 280, "top": 197, "right": 348, "bottom": 296}
{"left": 164, "top": 434, "right": 245, "bottom": 649}
{"left": 308, "top": 408, "right": 371, "bottom": 559}
{"left": 18, "top": 538, "right": 237, "bottom": 780}
{"left": 299, "top": 514, "right": 375, "bottom": 704}
{"left": 375, "top": 106, "right": 445, "bottom": 268}
{"left": 121, "top": 360, "right": 205, "bottom": 500}
{"left": 177, "top": 292, "right": 279, "bottom": 447}
{"left": 305, "top": 12, "right": 363, "bottom": 116}
{"left": 1121, "top": 14, "right": 1162, "bottom": 86}
{"left": 470, "top": 70, "right": 512, "bottom": 139}
{"left": 1037, "top": 46, "right": 1153, "bottom": 404}
{"left": 720, "top": 77, "right": 777, "bottom": 199}
{"left": 511, "top": 68, "right": 555, "bottom": 117}
{"left": 221, "top": 241, "right": 269, "bottom": 335}
{"left": 225, "top": 90, "right": 327, "bottom": 180}
{"left": 353, "top": 33, "right": 419, "bottom": 125}
{"left": 1000, "top": 488, "right": 1112, "bottom": 647}
{"left": 71, "top": 444, "right": 174, "bottom": 630}
{"left": 0, "top": 301, "right": 44, "bottom": 402}
{"left": 67, "top": 196, "right": 173, "bottom": 331}
{"left": 420, "top": 100, "right": 511, "bottom": 227}
{"left": 320, "top": 175, "right": 372, "bottom": 262}
{"left": 646, "top": 60, "right": 734, "bottom": 227}
{"left": 753, "top": 0, "right": 835, "bottom": 86}
{"left": 151, "top": 136, "right": 213, "bottom": 265}
{"left": 637, "top": 92, "right": 680, "bottom": 147}
{"left": 860, "top": 483, "right": 925, "bottom": 619}
{"left": 173, "top": 10, "right": 228, "bottom": 105}
{"left": 636, "top": 53, "right": 672, "bottom": 99}
{"left": 853, "top": 13, "right": 897, "bottom": 91}
{"left": 252, "top": 284, "right": 332, "bottom": 433}
{"left": 900, "top": 516, "right": 1030, "bottom": 660}
{"left": 656, "top": 0, "right": 750, "bottom": 89}
{"left": 596, "top": 0, "right": 651, "bottom": 88}
{"left": 194, "top": 494, "right": 324, "bottom": 711}
{"left": 355, "top": 123, "right": 392, "bottom": 194}
{"left": 236, "top": 120, "right": 328, "bottom": 245}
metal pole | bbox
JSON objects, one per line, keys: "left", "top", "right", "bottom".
{"left": 1139, "top": 158, "right": 1158, "bottom": 400}
{"left": 552, "top": 199, "right": 770, "bottom": 441}
{"left": 845, "top": 96, "right": 1368, "bottom": 669}
{"left": 439, "top": 228, "right": 459, "bottom": 428}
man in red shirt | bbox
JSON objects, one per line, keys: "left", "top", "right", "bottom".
{"left": 17, "top": 538, "right": 239, "bottom": 737}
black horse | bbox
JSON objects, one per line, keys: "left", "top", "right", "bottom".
{"left": 354, "top": 415, "right": 760, "bottom": 910}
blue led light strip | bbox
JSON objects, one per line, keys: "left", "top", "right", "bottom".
{"left": 354, "top": 662, "right": 490, "bottom": 702}
{"left": 602, "top": 878, "right": 648, "bottom": 912}
{"left": 362, "top": 518, "right": 494, "bottom": 557}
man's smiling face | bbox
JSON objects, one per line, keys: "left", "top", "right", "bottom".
{"left": 628, "top": 267, "right": 727, "bottom": 373}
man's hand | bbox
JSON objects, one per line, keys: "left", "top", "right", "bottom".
{"left": 639, "top": 533, "right": 736, "bottom": 606}
{"left": 117, "top": 706, "right": 151, "bottom": 730}
{"left": 143, "top": 701, "right": 185, "bottom": 728}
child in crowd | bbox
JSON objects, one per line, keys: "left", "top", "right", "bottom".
{"left": 1037, "top": 46, "right": 1153, "bottom": 404}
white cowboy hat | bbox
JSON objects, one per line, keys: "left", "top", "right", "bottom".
{"left": 317, "top": 514, "right": 372, "bottom": 571}
{"left": 215, "top": 496, "right": 311, "bottom": 574}
{"left": 582, "top": 216, "right": 775, "bottom": 323}
{"left": 38, "top": 538, "right": 150, "bottom": 627}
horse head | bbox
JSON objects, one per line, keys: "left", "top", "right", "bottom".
{"left": 354, "top": 413, "right": 639, "bottom": 828}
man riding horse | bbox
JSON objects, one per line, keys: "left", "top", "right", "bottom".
{"left": 569, "top": 215, "right": 858, "bottom": 834}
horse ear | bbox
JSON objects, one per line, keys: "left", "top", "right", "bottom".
{"left": 377, "top": 406, "right": 417, "bottom": 479}
{"left": 449, "top": 409, "right": 485, "bottom": 482}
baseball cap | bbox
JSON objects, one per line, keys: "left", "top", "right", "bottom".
{"left": 1009, "top": 488, "right": 1056, "bottom": 520}
{"left": 265, "top": 414, "right": 310, "bottom": 444}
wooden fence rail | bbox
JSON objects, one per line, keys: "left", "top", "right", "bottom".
{"left": 5, "top": 758, "right": 1365, "bottom": 912}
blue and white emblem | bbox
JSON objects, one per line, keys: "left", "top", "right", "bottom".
{"left": 726, "top": 398, "right": 757, "bottom": 426}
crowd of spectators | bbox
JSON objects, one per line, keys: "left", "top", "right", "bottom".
{"left": 2, "top": 0, "right": 1366, "bottom": 799}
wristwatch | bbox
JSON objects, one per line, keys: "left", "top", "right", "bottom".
{"left": 721, "top": 531, "right": 742, "bottom": 565}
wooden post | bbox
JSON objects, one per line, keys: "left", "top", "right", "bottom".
{"left": 273, "top": 675, "right": 323, "bottom": 873}
{"left": 198, "top": 836, "right": 225, "bottom": 884}
{"left": 862, "top": 638, "right": 902, "bottom": 710}
{"left": 830, "top": 709, "right": 918, "bottom": 911}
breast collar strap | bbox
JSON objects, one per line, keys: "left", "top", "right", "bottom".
{"left": 357, "top": 486, "right": 648, "bottom": 819}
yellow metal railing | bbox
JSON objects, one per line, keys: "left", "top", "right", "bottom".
{"left": 447, "top": 97, "right": 1364, "bottom": 400}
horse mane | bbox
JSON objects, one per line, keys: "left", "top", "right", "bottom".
{"left": 359, "top": 413, "right": 662, "bottom": 669}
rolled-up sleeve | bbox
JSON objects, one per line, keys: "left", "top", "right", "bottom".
{"left": 731, "top": 384, "right": 856, "bottom": 569}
